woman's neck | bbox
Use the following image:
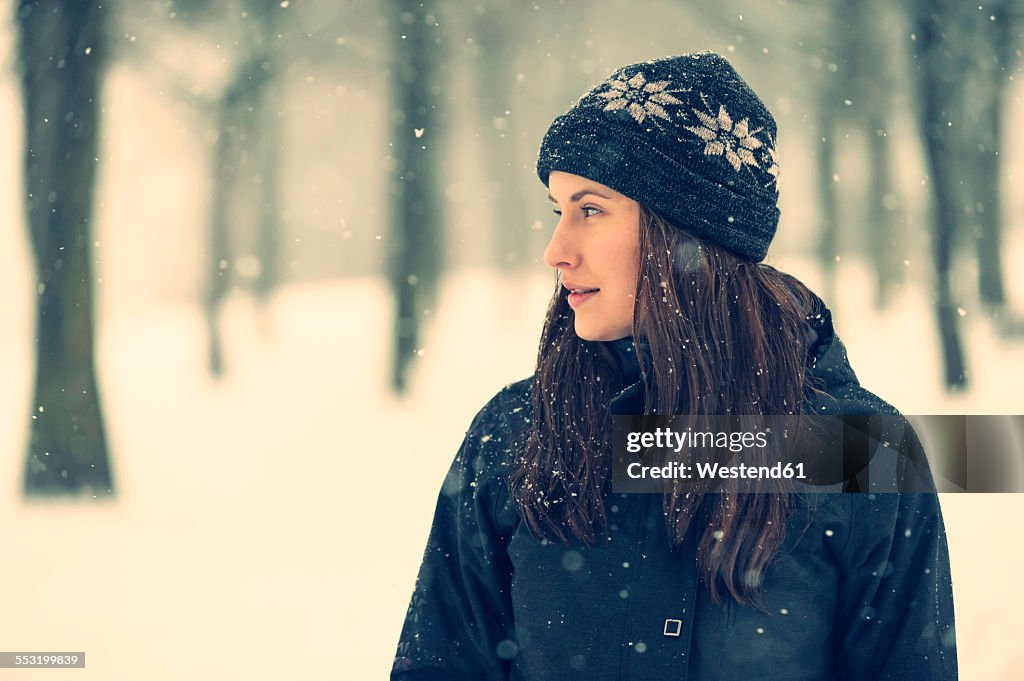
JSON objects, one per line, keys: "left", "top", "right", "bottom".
{"left": 605, "top": 336, "right": 647, "bottom": 386}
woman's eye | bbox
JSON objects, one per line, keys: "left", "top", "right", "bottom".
{"left": 550, "top": 206, "right": 599, "bottom": 218}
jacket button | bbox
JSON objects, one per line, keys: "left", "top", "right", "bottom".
{"left": 663, "top": 618, "right": 683, "bottom": 637}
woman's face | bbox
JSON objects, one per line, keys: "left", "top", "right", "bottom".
{"left": 544, "top": 171, "right": 641, "bottom": 341}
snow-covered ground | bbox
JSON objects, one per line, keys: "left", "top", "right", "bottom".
{"left": 1, "top": 263, "right": 1023, "bottom": 680}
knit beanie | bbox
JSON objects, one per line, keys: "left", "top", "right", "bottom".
{"left": 536, "top": 52, "right": 780, "bottom": 262}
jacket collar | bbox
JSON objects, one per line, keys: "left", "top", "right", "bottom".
{"left": 606, "top": 292, "right": 858, "bottom": 415}
{"left": 803, "top": 292, "right": 859, "bottom": 391}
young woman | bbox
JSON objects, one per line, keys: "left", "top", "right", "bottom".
{"left": 391, "top": 52, "right": 957, "bottom": 680}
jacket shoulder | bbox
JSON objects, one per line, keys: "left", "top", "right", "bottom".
{"left": 447, "top": 378, "right": 532, "bottom": 535}
{"left": 454, "top": 377, "right": 532, "bottom": 484}
{"left": 465, "top": 377, "right": 532, "bottom": 448}
{"left": 811, "top": 381, "right": 902, "bottom": 417}
{"left": 474, "top": 377, "right": 532, "bottom": 422}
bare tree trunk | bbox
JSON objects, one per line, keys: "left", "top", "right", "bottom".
{"left": 472, "top": 0, "right": 529, "bottom": 272}
{"left": 17, "top": 0, "right": 114, "bottom": 496}
{"left": 813, "top": 1, "right": 855, "bottom": 309}
{"left": 865, "top": 112, "right": 903, "bottom": 309}
{"left": 253, "top": 77, "right": 282, "bottom": 324}
{"left": 205, "top": 50, "right": 276, "bottom": 375}
{"left": 205, "top": 91, "right": 238, "bottom": 378}
{"left": 853, "top": 0, "right": 906, "bottom": 309}
{"left": 250, "top": 1, "right": 282, "bottom": 325}
{"left": 970, "top": 0, "right": 1013, "bottom": 310}
{"left": 910, "top": 0, "right": 969, "bottom": 389}
{"left": 389, "top": 0, "right": 445, "bottom": 393}
{"left": 815, "top": 115, "right": 839, "bottom": 307}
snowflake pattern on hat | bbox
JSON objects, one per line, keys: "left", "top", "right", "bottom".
{"left": 594, "top": 71, "right": 690, "bottom": 124}
{"left": 685, "top": 101, "right": 763, "bottom": 171}
{"left": 761, "top": 136, "right": 780, "bottom": 187}
{"left": 590, "top": 72, "right": 780, "bottom": 188}
{"left": 680, "top": 95, "right": 780, "bottom": 187}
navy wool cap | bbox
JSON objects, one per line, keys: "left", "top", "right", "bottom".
{"left": 537, "top": 52, "right": 781, "bottom": 261}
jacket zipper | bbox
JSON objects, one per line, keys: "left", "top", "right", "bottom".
{"left": 617, "top": 494, "right": 652, "bottom": 679}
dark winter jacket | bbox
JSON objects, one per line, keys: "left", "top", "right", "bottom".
{"left": 391, "top": 302, "right": 958, "bottom": 680}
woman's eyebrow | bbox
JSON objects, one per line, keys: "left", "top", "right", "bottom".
{"left": 547, "top": 188, "right": 614, "bottom": 204}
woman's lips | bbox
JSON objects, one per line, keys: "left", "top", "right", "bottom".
{"left": 567, "top": 290, "right": 598, "bottom": 308}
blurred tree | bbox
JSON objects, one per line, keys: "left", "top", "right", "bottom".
{"left": 805, "top": 0, "right": 907, "bottom": 310}
{"left": 849, "top": 0, "right": 907, "bottom": 309}
{"left": 814, "top": 45, "right": 843, "bottom": 308}
{"left": 905, "top": 0, "right": 1024, "bottom": 358}
{"left": 907, "top": 0, "right": 970, "bottom": 389}
{"left": 964, "top": 0, "right": 1018, "bottom": 313}
{"left": 250, "top": 6, "right": 283, "bottom": 327}
{"left": 114, "top": 0, "right": 295, "bottom": 375}
{"left": 205, "top": 0, "right": 285, "bottom": 375}
{"left": 205, "top": 67, "right": 246, "bottom": 377}
{"left": 388, "top": 0, "right": 446, "bottom": 393}
{"left": 17, "top": 0, "right": 115, "bottom": 496}
{"left": 469, "top": 0, "right": 530, "bottom": 272}
{"left": 117, "top": 0, "right": 390, "bottom": 372}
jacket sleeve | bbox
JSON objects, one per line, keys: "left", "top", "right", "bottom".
{"left": 391, "top": 399, "right": 519, "bottom": 680}
{"left": 833, "top": 488, "right": 958, "bottom": 680}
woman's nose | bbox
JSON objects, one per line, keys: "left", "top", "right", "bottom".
{"left": 543, "top": 221, "right": 577, "bottom": 269}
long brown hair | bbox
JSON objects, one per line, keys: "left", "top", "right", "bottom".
{"left": 509, "top": 206, "right": 824, "bottom": 608}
